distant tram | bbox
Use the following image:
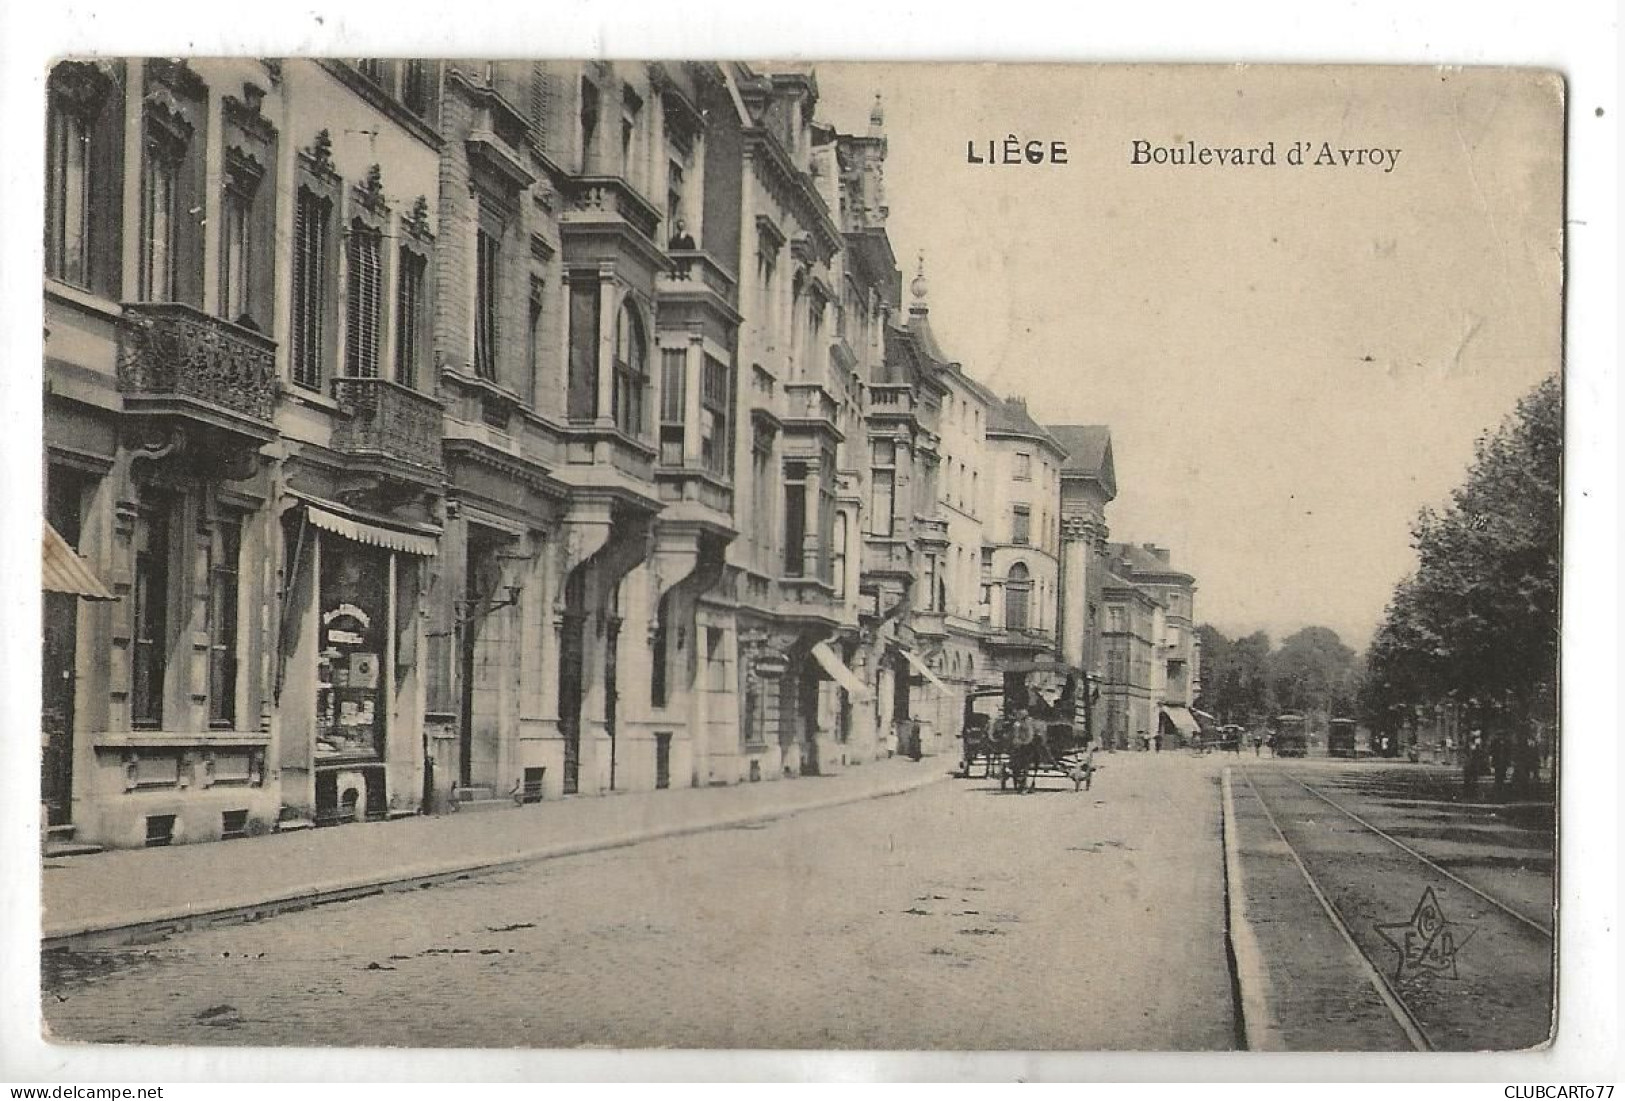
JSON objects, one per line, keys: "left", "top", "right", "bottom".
{"left": 1273, "top": 713, "right": 1309, "bottom": 758}
{"left": 1328, "top": 717, "right": 1359, "bottom": 758}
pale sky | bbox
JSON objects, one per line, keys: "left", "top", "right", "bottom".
{"left": 812, "top": 64, "right": 1563, "bottom": 649}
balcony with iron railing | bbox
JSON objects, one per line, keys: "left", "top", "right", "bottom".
{"left": 118, "top": 302, "right": 278, "bottom": 444}
{"left": 331, "top": 376, "right": 445, "bottom": 482}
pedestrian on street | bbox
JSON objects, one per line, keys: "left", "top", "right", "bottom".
{"left": 1463, "top": 729, "right": 1485, "bottom": 800}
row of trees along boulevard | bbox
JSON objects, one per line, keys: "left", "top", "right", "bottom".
{"left": 1361, "top": 374, "right": 1560, "bottom": 796}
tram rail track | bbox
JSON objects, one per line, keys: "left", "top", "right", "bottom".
{"left": 1233, "top": 762, "right": 1555, "bottom": 1052}
{"left": 1276, "top": 767, "right": 1555, "bottom": 938}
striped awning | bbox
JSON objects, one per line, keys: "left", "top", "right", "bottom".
{"left": 810, "top": 641, "right": 871, "bottom": 701}
{"left": 898, "top": 647, "right": 951, "bottom": 694}
{"left": 42, "top": 522, "right": 115, "bottom": 600}
{"left": 304, "top": 503, "right": 440, "bottom": 557}
{"left": 1160, "top": 706, "right": 1200, "bottom": 737}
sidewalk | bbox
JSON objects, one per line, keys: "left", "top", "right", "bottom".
{"left": 42, "top": 756, "right": 949, "bottom": 947}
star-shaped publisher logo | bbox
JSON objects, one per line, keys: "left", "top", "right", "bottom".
{"left": 1375, "top": 886, "right": 1476, "bottom": 981}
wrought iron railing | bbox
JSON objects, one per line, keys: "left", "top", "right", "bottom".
{"left": 119, "top": 302, "right": 278, "bottom": 426}
{"left": 331, "top": 376, "right": 445, "bottom": 474}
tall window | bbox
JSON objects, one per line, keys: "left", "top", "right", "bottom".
{"left": 345, "top": 223, "right": 383, "bottom": 378}
{"left": 45, "top": 101, "right": 91, "bottom": 286}
{"left": 1014, "top": 452, "right": 1032, "bottom": 480}
{"left": 474, "top": 221, "right": 501, "bottom": 381}
{"left": 401, "top": 60, "right": 432, "bottom": 118}
{"left": 1005, "top": 562, "right": 1031, "bottom": 632}
{"left": 139, "top": 135, "right": 179, "bottom": 301}
{"left": 1108, "top": 606, "right": 1125, "bottom": 633}
{"left": 869, "top": 438, "right": 895, "bottom": 537}
{"left": 832, "top": 513, "right": 848, "bottom": 599}
{"left": 612, "top": 301, "right": 648, "bottom": 436}
{"left": 659, "top": 347, "right": 686, "bottom": 465}
{"left": 208, "top": 517, "right": 241, "bottom": 728}
{"left": 701, "top": 356, "right": 730, "bottom": 475}
{"left": 291, "top": 187, "right": 332, "bottom": 390}
{"left": 567, "top": 278, "right": 599, "bottom": 420}
{"left": 666, "top": 159, "right": 685, "bottom": 231}
{"left": 219, "top": 170, "right": 253, "bottom": 323}
{"left": 620, "top": 86, "right": 642, "bottom": 183}
{"left": 396, "top": 247, "right": 428, "bottom": 388}
{"left": 1012, "top": 504, "right": 1031, "bottom": 545}
{"left": 132, "top": 501, "right": 171, "bottom": 728}
{"left": 579, "top": 79, "right": 600, "bottom": 168}
{"left": 783, "top": 461, "right": 807, "bottom": 577}
{"left": 752, "top": 429, "right": 774, "bottom": 572}
{"left": 817, "top": 461, "right": 836, "bottom": 585}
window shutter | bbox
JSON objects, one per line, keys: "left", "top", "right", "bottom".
{"left": 529, "top": 68, "right": 554, "bottom": 151}
{"left": 346, "top": 225, "right": 382, "bottom": 378}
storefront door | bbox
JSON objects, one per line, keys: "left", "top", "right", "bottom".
{"left": 559, "top": 609, "right": 585, "bottom": 795}
{"left": 41, "top": 593, "right": 77, "bottom": 827}
{"left": 315, "top": 539, "right": 389, "bottom": 822}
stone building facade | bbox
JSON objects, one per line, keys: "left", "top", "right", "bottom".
{"left": 41, "top": 58, "right": 1196, "bottom": 849}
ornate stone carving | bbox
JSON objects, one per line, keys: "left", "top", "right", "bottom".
{"left": 48, "top": 60, "right": 117, "bottom": 116}
{"left": 355, "top": 163, "right": 388, "bottom": 215}
{"left": 305, "top": 128, "right": 336, "bottom": 177}
{"left": 404, "top": 195, "right": 434, "bottom": 240}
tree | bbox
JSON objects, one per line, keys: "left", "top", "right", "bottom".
{"left": 1365, "top": 374, "right": 1561, "bottom": 786}
{"left": 1195, "top": 624, "right": 1274, "bottom": 724}
{"left": 1268, "top": 626, "right": 1359, "bottom": 719}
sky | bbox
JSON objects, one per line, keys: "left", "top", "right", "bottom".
{"left": 810, "top": 64, "right": 1563, "bottom": 649}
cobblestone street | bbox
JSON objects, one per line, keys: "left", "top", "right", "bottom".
{"left": 43, "top": 754, "right": 1237, "bottom": 1050}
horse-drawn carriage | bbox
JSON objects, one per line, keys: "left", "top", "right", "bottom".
{"left": 956, "top": 659, "right": 1097, "bottom": 793}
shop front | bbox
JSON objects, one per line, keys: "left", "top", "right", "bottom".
{"left": 278, "top": 499, "right": 436, "bottom": 826}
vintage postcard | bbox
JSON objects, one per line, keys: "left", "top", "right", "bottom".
{"left": 32, "top": 60, "right": 1562, "bottom": 1056}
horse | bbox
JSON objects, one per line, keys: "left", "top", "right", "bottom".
{"left": 1006, "top": 719, "right": 1055, "bottom": 794}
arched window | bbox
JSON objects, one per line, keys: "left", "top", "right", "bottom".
{"left": 612, "top": 299, "right": 648, "bottom": 437}
{"left": 1005, "top": 562, "right": 1031, "bottom": 631}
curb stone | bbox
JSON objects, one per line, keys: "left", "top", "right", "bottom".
{"left": 1221, "top": 767, "right": 1284, "bottom": 1051}
{"left": 44, "top": 767, "right": 950, "bottom": 949}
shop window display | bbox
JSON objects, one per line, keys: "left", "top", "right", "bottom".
{"left": 317, "top": 542, "right": 388, "bottom": 763}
